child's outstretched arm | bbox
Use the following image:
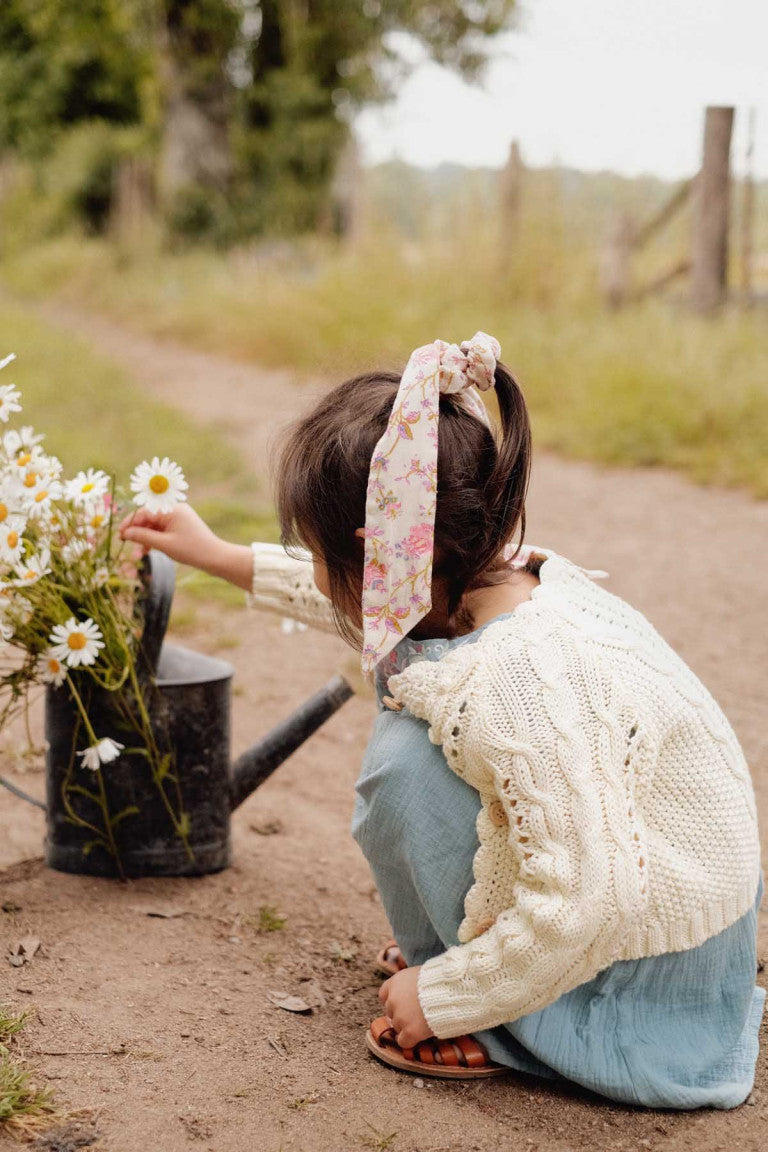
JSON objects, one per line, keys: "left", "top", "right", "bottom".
{"left": 119, "top": 505, "right": 338, "bottom": 634}
{"left": 119, "top": 504, "right": 254, "bottom": 589}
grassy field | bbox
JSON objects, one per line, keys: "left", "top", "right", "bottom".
{"left": 2, "top": 163, "right": 767, "bottom": 497}
{"left": 0, "top": 297, "right": 277, "bottom": 544}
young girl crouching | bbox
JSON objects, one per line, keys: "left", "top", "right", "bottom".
{"left": 120, "top": 333, "right": 764, "bottom": 1109}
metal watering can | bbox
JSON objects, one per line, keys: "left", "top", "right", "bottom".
{"left": 43, "top": 550, "right": 352, "bottom": 878}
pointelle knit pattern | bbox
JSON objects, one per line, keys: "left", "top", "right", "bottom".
{"left": 247, "top": 541, "right": 762, "bottom": 1040}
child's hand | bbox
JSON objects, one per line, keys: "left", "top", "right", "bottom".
{"left": 119, "top": 503, "right": 224, "bottom": 572}
{"left": 378, "top": 965, "right": 433, "bottom": 1049}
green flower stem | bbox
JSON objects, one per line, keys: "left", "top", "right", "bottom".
{"left": 64, "top": 672, "right": 123, "bottom": 876}
{"left": 125, "top": 656, "right": 193, "bottom": 862}
{"left": 103, "top": 584, "right": 192, "bottom": 862}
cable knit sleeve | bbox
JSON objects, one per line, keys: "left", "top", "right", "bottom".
{"left": 246, "top": 542, "right": 338, "bottom": 634}
{"left": 388, "top": 616, "right": 643, "bottom": 1039}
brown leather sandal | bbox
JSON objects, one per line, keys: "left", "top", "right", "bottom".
{"left": 375, "top": 939, "right": 408, "bottom": 977}
{"left": 366, "top": 1016, "right": 506, "bottom": 1079}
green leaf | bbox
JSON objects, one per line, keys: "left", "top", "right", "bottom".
{"left": 67, "top": 784, "right": 100, "bottom": 804}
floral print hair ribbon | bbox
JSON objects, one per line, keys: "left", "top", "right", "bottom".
{"left": 361, "top": 332, "right": 500, "bottom": 674}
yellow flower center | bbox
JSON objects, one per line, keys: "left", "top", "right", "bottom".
{"left": 24, "top": 569, "right": 36, "bottom": 580}
{"left": 90, "top": 513, "right": 105, "bottom": 528}
{"left": 34, "top": 490, "right": 48, "bottom": 503}
{"left": 16, "top": 453, "right": 31, "bottom": 467}
{"left": 82, "top": 482, "right": 94, "bottom": 493}
{"left": 0, "top": 504, "right": 7, "bottom": 522}
{"left": 149, "top": 474, "right": 170, "bottom": 494}
{"left": 7, "top": 531, "right": 18, "bottom": 548}
{"left": 67, "top": 632, "right": 87, "bottom": 651}
{"left": 47, "top": 658, "right": 60, "bottom": 674}
{"left": 24, "top": 472, "right": 37, "bottom": 488}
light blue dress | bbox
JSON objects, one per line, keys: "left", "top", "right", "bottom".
{"left": 351, "top": 615, "right": 765, "bottom": 1110}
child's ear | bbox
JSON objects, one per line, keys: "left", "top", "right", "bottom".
{"left": 354, "top": 527, "right": 365, "bottom": 541}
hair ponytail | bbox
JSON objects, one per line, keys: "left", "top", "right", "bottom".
{"left": 277, "top": 360, "right": 532, "bottom": 649}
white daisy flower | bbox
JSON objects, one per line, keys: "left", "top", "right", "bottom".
{"left": 0, "top": 481, "right": 22, "bottom": 525}
{"left": 62, "top": 537, "right": 91, "bottom": 564}
{"left": 38, "top": 650, "right": 67, "bottom": 688}
{"left": 130, "top": 456, "right": 188, "bottom": 515}
{"left": 14, "top": 547, "right": 51, "bottom": 585}
{"left": 3, "top": 426, "right": 44, "bottom": 458}
{"left": 83, "top": 500, "right": 109, "bottom": 531}
{"left": 10, "top": 445, "right": 49, "bottom": 475}
{"left": 92, "top": 566, "right": 110, "bottom": 588}
{"left": 48, "top": 616, "right": 104, "bottom": 668}
{"left": 0, "top": 516, "right": 26, "bottom": 565}
{"left": 65, "top": 469, "right": 110, "bottom": 506}
{"left": 23, "top": 476, "right": 63, "bottom": 518}
{"left": 0, "top": 384, "right": 22, "bottom": 423}
{"left": 77, "top": 737, "right": 125, "bottom": 771}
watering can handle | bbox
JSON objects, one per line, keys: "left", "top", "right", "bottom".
{"left": 139, "top": 549, "right": 176, "bottom": 678}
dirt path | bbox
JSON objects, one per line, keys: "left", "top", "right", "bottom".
{"left": 1, "top": 303, "right": 766, "bottom": 1152}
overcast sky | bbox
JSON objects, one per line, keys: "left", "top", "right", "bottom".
{"left": 356, "top": 0, "right": 768, "bottom": 179}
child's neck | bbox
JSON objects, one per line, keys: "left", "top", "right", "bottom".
{"left": 409, "top": 569, "right": 540, "bottom": 641}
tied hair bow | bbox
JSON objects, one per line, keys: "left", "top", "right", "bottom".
{"left": 361, "top": 331, "right": 500, "bottom": 674}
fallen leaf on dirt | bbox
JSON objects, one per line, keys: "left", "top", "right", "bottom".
{"left": 8, "top": 936, "right": 41, "bottom": 966}
{"left": 267, "top": 990, "right": 313, "bottom": 1014}
{"left": 267, "top": 1035, "right": 288, "bottom": 1058}
{"left": 296, "top": 979, "right": 326, "bottom": 1008}
{"left": 2, "top": 901, "right": 22, "bottom": 913}
{"left": 129, "top": 903, "right": 187, "bottom": 919}
{"left": 250, "top": 819, "right": 283, "bottom": 836}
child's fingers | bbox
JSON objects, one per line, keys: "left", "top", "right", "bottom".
{"left": 118, "top": 508, "right": 169, "bottom": 537}
{"left": 121, "top": 525, "right": 172, "bottom": 553}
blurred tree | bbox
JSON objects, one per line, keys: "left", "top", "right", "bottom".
{"left": 237, "top": 0, "right": 516, "bottom": 231}
{"left": 0, "top": 0, "right": 150, "bottom": 157}
{"left": 0, "top": 1, "right": 515, "bottom": 238}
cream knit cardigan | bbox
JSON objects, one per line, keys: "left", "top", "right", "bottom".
{"left": 248, "top": 542, "right": 762, "bottom": 1040}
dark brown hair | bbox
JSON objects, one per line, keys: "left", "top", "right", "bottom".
{"left": 276, "top": 361, "right": 532, "bottom": 648}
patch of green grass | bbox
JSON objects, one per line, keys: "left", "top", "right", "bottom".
{"left": 360, "top": 1123, "right": 398, "bottom": 1150}
{"left": 0, "top": 1005, "right": 29, "bottom": 1044}
{"left": 247, "top": 905, "right": 287, "bottom": 934}
{"left": 3, "top": 230, "right": 768, "bottom": 496}
{"left": 0, "top": 1005, "right": 56, "bottom": 1136}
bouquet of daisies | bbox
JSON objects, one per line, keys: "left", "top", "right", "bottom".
{"left": 0, "top": 353, "right": 191, "bottom": 873}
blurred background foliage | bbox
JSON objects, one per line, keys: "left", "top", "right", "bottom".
{"left": 0, "top": 0, "right": 514, "bottom": 238}
{"left": 0, "top": 2, "right": 766, "bottom": 499}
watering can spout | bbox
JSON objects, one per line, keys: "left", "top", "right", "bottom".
{"left": 229, "top": 674, "right": 354, "bottom": 810}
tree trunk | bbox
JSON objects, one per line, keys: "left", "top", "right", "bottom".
{"left": 691, "top": 106, "right": 734, "bottom": 313}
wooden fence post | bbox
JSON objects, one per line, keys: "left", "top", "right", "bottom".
{"left": 740, "top": 107, "right": 756, "bottom": 305}
{"left": 599, "top": 212, "right": 634, "bottom": 309}
{"left": 499, "top": 140, "right": 523, "bottom": 253}
{"left": 691, "top": 106, "right": 734, "bottom": 312}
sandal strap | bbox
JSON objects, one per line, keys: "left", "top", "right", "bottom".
{"left": 370, "top": 1015, "right": 396, "bottom": 1045}
{"left": 454, "top": 1034, "right": 491, "bottom": 1068}
{"left": 369, "top": 1017, "right": 492, "bottom": 1070}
